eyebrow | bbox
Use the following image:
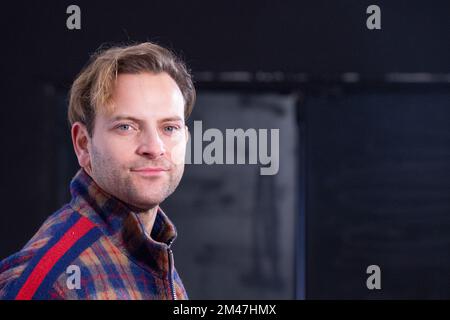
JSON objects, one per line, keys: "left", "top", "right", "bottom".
{"left": 110, "top": 115, "right": 184, "bottom": 124}
{"left": 158, "top": 116, "right": 184, "bottom": 123}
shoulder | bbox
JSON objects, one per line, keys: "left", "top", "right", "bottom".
{"left": 0, "top": 207, "right": 102, "bottom": 300}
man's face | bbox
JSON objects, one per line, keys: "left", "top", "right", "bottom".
{"left": 83, "top": 72, "right": 188, "bottom": 211}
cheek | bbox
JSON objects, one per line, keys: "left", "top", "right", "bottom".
{"left": 93, "top": 136, "right": 133, "bottom": 165}
{"left": 168, "top": 140, "right": 186, "bottom": 166}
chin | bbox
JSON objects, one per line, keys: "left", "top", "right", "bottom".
{"left": 134, "top": 196, "right": 165, "bottom": 209}
{"left": 129, "top": 202, "right": 159, "bottom": 212}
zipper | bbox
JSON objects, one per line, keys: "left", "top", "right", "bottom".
{"left": 167, "top": 239, "right": 177, "bottom": 300}
{"left": 134, "top": 212, "right": 177, "bottom": 300}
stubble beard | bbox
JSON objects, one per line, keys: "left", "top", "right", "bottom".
{"left": 89, "top": 144, "right": 185, "bottom": 212}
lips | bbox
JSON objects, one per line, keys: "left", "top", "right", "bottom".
{"left": 130, "top": 167, "right": 169, "bottom": 177}
{"left": 132, "top": 167, "right": 168, "bottom": 172}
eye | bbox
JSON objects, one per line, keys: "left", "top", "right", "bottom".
{"left": 164, "top": 125, "right": 180, "bottom": 133}
{"left": 116, "top": 124, "right": 134, "bottom": 131}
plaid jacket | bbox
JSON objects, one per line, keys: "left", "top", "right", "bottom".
{"left": 0, "top": 169, "right": 188, "bottom": 300}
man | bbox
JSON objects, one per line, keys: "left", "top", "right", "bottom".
{"left": 0, "top": 42, "right": 195, "bottom": 299}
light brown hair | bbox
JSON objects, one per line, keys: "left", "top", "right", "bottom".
{"left": 68, "top": 42, "right": 195, "bottom": 136}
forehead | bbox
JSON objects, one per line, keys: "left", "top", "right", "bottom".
{"left": 101, "top": 72, "right": 185, "bottom": 121}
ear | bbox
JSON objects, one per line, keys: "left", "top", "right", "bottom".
{"left": 71, "top": 122, "right": 92, "bottom": 173}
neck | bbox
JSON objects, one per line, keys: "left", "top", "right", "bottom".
{"left": 78, "top": 168, "right": 163, "bottom": 240}
{"left": 134, "top": 206, "right": 159, "bottom": 236}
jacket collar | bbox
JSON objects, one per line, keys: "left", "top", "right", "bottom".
{"left": 68, "top": 168, "right": 177, "bottom": 275}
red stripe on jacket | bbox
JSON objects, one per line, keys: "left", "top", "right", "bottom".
{"left": 15, "top": 217, "right": 96, "bottom": 300}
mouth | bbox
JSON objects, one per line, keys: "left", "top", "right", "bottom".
{"left": 131, "top": 167, "right": 169, "bottom": 176}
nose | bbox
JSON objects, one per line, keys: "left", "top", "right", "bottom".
{"left": 136, "top": 127, "right": 166, "bottom": 159}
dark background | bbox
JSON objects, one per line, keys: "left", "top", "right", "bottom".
{"left": 0, "top": 0, "right": 449, "bottom": 299}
